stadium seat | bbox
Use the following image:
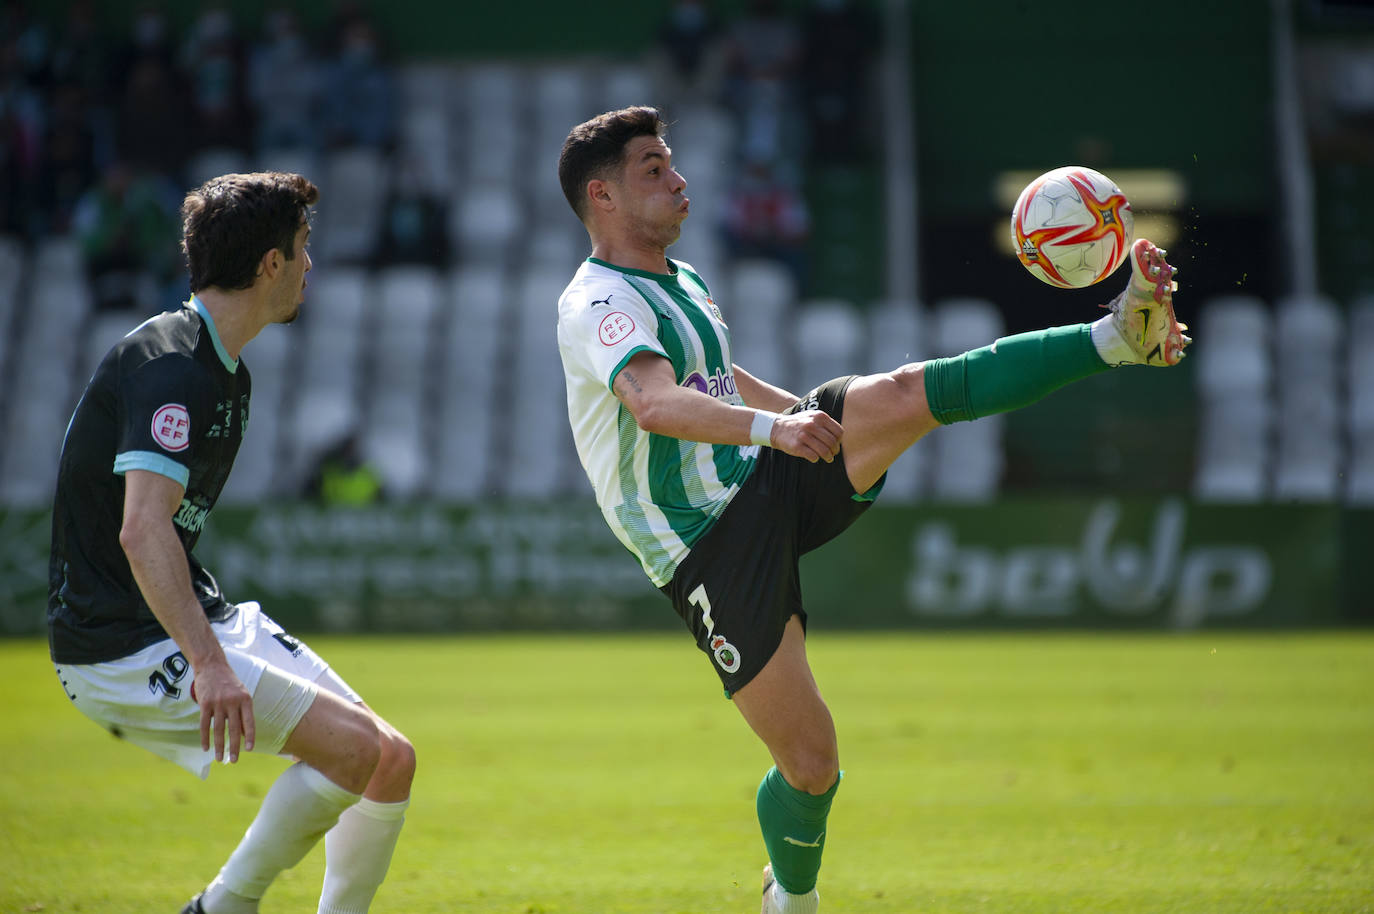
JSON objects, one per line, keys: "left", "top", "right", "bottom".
{"left": 865, "top": 299, "right": 929, "bottom": 503}
{"left": 452, "top": 182, "right": 523, "bottom": 267}
{"left": 34, "top": 235, "right": 83, "bottom": 279}
{"left": 1194, "top": 295, "right": 1271, "bottom": 396}
{"left": 359, "top": 393, "right": 429, "bottom": 499}
{"left": 1193, "top": 395, "right": 1271, "bottom": 503}
{"left": 865, "top": 298, "right": 927, "bottom": 372}
{"left": 795, "top": 298, "right": 863, "bottom": 394}
{"left": 0, "top": 235, "right": 25, "bottom": 389}
{"left": 285, "top": 267, "right": 370, "bottom": 484}
{"left": 462, "top": 64, "right": 523, "bottom": 187}
{"left": 0, "top": 273, "right": 86, "bottom": 504}
{"left": 929, "top": 417, "right": 1003, "bottom": 502}
{"left": 79, "top": 311, "right": 142, "bottom": 385}
{"left": 504, "top": 268, "right": 577, "bottom": 497}
{"left": 432, "top": 265, "right": 503, "bottom": 499}
{"left": 313, "top": 147, "right": 389, "bottom": 264}
{"left": 186, "top": 147, "right": 249, "bottom": 186}
{"left": 600, "top": 64, "right": 653, "bottom": 111}
{"left": 930, "top": 297, "right": 1003, "bottom": 356}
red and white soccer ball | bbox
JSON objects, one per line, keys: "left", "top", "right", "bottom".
{"left": 1010, "top": 166, "right": 1133, "bottom": 289}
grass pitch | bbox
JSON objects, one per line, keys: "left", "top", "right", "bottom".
{"left": 2, "top": 631, "right": 1371, "bottom": 913}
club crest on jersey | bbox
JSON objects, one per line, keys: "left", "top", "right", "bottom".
{"left": 705, "top": 296, "right": 725, "bottom": 324}
{"left": 151, "top": 403, "right": 190, "bottom": 452}
{"left": 709, "top": 635, "right": 741, "bottom": 674}
{"left": 598, "top": 311, "right": 635, "bottom": 346}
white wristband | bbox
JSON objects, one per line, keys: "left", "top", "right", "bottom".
{"left": 749, "top": 411, "right": 778, "bottom": 447}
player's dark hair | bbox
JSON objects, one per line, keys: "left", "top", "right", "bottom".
{"left": 558, "top": 106, "right": 668, "bottom": 221}
{"left": 181, "top": 172, "right": 319, "bottom": 292}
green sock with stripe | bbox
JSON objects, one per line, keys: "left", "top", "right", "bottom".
{"left": 756, "top": 766, "right": 839, "bottom": 895}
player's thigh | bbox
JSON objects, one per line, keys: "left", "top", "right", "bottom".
{"left": 840, "top": 364, "right": 942, "bottom": 494}
{"left": 57, "top": 638, "right": 318, "bottom": 779}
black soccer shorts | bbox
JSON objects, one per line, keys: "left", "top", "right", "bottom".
{"left": 659, "top": 376, "right": 884, "bottom": 696}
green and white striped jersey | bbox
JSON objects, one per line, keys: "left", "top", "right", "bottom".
{"left": 557, "top": 257, "right": 759, "bottom": 587}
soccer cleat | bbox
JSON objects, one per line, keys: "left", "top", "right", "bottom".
{"left": 1102, "top": 237, "right": 1191, "bottom": 366}
{"left": 761, "top": 863, "right": 820, "bottom": 914}
{"left": 179, "top": 893, "right": 207, "bottom": 914}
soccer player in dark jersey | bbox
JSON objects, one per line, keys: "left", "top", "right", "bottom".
{"left": 48, "top": 172, "right": 415, "bottom": 914}
{"left": 556, "top": 107, "right": 1190, "bottom": 914}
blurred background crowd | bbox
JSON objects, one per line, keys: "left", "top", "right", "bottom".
{"left": 0, "top": 0, "right": 1371, "bottom": 511}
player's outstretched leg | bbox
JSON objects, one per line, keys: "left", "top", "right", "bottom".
{"left": 1096, "top": 237, "right": 1191, "bottom": 367}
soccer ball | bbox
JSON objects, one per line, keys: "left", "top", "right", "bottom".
{"left": 1010, "top": 166, "right": 1133, "bottom": 288}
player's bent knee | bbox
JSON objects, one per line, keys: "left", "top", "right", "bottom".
{"left": 377, "top": 724, "right": 417, "bottom": 787}
{"left": 779, "top": 747, "right": 840, "bottom": 796}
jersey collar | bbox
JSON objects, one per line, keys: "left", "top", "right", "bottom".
{"left": 588, "top": 256, "right": 679, "bottom": 280}
{"left": 189, "top": 295, "right": 239, "bottom": 373}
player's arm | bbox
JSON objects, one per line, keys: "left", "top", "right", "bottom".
{"left": 120, "top": 469, "right": 254, "bottom": 762}
{"left": 613, "top": 351, "right": 842, "bottom": 463}
{"left": 732, "top": 363, "right": 799, "bottom": 413}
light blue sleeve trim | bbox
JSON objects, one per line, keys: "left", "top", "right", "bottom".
{"left": 114, "top": 451, "right": 190, "bottom": 488}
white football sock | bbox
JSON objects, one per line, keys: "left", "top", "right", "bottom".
{"left": 318, "top": 796, "right": 409, "bottom": 914}
{"left": 1090, "top": 313, "right": 1141, "bottom": 366}
{"left": 767, "top": 882, "right": 820, "bottom": 914}
{"left": 211, "top": 762, "right": 360, "bottom": 906}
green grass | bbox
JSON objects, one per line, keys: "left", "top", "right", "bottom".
{"left": 3, "top": 631, "right": 1372, "bottom": 913}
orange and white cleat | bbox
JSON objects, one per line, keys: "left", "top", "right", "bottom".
{"left": 1102, "top": 237, "right": 1191, "bottom": 366}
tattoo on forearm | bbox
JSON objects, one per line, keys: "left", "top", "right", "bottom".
{"left": 617, "top": 370, "right": 644, "bottom": 398}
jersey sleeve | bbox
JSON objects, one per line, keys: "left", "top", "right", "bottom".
{"left": 563, "top": 280, "right": 669, "bottom": 392}
{"left": 112, "top": 354, "right": 212, "bottom": 488}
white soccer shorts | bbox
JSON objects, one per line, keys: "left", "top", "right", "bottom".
{"left": 54, "top": 601, "right": 361, "bottom": 779}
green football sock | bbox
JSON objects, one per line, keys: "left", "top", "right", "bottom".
{"left": 922, "top": 323, "right": 1110, "bottom": 424}
{"left": 756, "top": 766, "right": 840, "bottom": 896}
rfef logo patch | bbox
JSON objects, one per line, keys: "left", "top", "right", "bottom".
{"left": 598, "top": 311, "right": 635, "bottom": 346}
{"left": 151, "top": 403, "right": 191, "bottom": 452}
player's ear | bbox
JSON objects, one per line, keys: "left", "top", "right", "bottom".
{"left": 257, "top": 246, "right": 284, "bottom": 279}
{"left": 586, "top": 178, "right": 615, "bottom": 213}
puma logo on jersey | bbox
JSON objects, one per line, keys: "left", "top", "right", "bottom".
{"left": 591, "top": 294, "right": 613, "bottom": 307}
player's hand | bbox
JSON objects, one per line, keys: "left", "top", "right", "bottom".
{"left": 770, "top": 409, "right": 843, "bottom": 463}
{"left": 190, "top": 659, "right": 255, "bottom": 763}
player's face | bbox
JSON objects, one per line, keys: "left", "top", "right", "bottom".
{"left": 275, "top": 221, "right": 311, "bottom": 324}
{"left": 615, "top": 135, "right": 689, "bottom": 248}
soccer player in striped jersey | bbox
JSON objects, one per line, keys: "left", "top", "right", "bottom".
{"left": 48, "top": 173, "right": 414, "bottom": 914}
{"left": 557, "top": 107, "right": 1188, "bottom": 914}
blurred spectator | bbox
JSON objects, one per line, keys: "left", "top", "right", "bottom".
{"left": 116, "top": 52, "right": 190, "bottom": 176}
{"left": 36, "top": 83, "right": 97, "bottom": 235}
{"left": 113, "top": 4, "right": 176, "bottom": 77}
{"left": 720, "top": 0, "right": 805, "bottom": 168}
{"left": 249, "top": 8, "right": 321, "bottom": 155}
{"left": 303, "top": 432, "right": 383, "bottom": 505}
{"left": 800, "top": 0, "right": 879, "bottom": 164}
{"left": 319, "top": 11, "right": 396, "bottom": 149}
{"left": 721, "top": 153, "right": 811, "bottom": 291}
{"left": 374, "top": 157, "right": 450, "bottom": 268}
{"left": 49, "top": 1, "right": 109, "bottom": 105}
{"left": 0, "top": 34, "right": 43, "bottom": 236}
{"left": 2, "top": 0, "right": 52, "bottom": 89}
{"left": 71, "top": 162, "right": 181, "bottom": 312}
{"left": 650, "top": 0, "right": 726, "bottom": 107}
{"left": 181, "top": 6, "right": 252, "bottom": 152}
